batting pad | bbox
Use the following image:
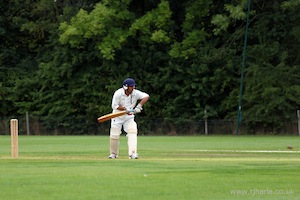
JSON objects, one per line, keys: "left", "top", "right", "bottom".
{"left": 127, "top": 133, "right": 137, "bottom": 156}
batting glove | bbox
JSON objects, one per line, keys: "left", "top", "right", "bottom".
{"left": 126, "top": 107, "right": 134, "bottom": 114}
{"left": 134, "top": 104, "right": 143, "bottom": 114}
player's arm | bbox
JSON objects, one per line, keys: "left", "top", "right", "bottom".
{"left": 134, "top": 92, "right": 150, "bottom": 114}
{"left": 116, "top": 105, "right": 126, "bottom": 111}
{"left": 138, "top": 95, "right": 149, "bottom": 107}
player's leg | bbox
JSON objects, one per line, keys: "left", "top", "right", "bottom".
{"left": 109, "top": 120, "right": 122, "bottom": 158}
{"left": 124, "top": 119, "right": 138, "bottom": 159}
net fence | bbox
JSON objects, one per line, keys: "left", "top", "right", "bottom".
{"left": 1, "top": 116, "right": 299, "bottom": 135}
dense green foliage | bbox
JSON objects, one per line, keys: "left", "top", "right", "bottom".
{"left": 1, "top": 0, "right": 300, "bottom": 134}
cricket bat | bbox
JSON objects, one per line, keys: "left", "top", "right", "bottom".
{"left": 97, "top": 110, "right": 127, "bottom": 123}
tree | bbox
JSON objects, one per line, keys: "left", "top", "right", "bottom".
{"left": 2, "top": 0, "right": 299, "bottom": 135}
{"left": 242, "top": 1, "right": 300, "bottom": 132}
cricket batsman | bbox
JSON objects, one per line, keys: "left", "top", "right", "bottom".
{"left": 108, "top": 78, "right": 149, "bottom": 159}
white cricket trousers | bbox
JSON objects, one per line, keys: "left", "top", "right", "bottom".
{"left": 110, "top": 115, "right": 138, "bottom": 156}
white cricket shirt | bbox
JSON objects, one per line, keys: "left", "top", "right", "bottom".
{"left": 111, "top": 88, "right": 149, "bottom": 112}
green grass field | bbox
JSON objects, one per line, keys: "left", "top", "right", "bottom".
{"left": 0, "top": 135, "right": 299, "bottom": 200}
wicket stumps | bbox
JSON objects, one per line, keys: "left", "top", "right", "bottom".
{"left": 10, "top": 119, "right": 18, "bottom": 158}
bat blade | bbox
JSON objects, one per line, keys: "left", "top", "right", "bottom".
{"left": 97, "top": 110, "right": 127, "bottom": 123}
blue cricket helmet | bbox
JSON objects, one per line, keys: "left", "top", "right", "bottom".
{"left": 123, "top": 78, "right": 136, "bottom": 87}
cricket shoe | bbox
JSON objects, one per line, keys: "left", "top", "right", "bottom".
{"left": 129, "top": 154, "right": 138, "bottom": 159}
{"left": 108, "top": 154, "right": 118, "bottom": 159}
